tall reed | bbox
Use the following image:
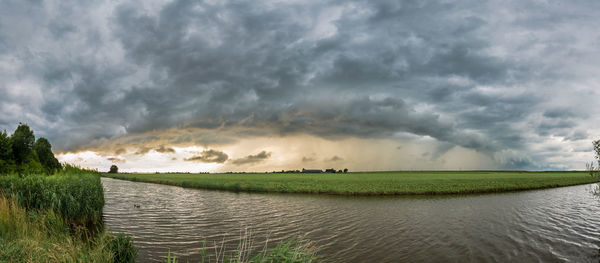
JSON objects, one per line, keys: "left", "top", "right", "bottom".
{"left": 0, "top": 173, "right": 104, "bottom": 232}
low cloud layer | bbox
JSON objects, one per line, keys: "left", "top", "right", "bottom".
{"left": 231, "top": 151, "right": 272, "bottom": 165}
{"left": 2, "top": 0, "right": 600, "bottom": 170}
{"left": 184, "top": 149, "right": 229, "bottom": 163}
{"left": 155, "top": 145, "right": 175, "bottom": 153}
{"left": 107, "top": 157, "right": 126, "bottom": 163}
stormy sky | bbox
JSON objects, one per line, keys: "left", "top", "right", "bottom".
{"left": 1, "top": 0, "right": 599, "bottom": 172}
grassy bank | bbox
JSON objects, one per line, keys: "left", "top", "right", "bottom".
{"left": 0, "top": 171, "right": 136, "bottom": 262}
{"left": 0, "top": 195, "right": 135, "bottom": 262}
{"left": 104, "top": 171, "right": 596, "bottom": 195}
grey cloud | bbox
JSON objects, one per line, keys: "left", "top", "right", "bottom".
{"left": 564, "top": 130, "right": 588, "bottom": 142}
{"left": 502, "top": 157, "right": 537, "bottom": 170}
{"left": 542, "top": 145, "right": 563, "bottom": 152}
{"left": 1, "top": 0, "right": 599, "bottom": 170}
{"left": 543, "top": 109, "right": 578, "bottom": 119}
{"left": 537, "top": 120, "right": 576, "bottom": 135}
{"left": 171, "top": 133, "right": 237, "bottom": 146}
{"left": 429, "top": 87, "right": 455, "bottom": 102}
{"left": 184, "top": 149, "right": 229, "bottom": 163}
{"left": 122, "top": 136, "right": 161, "bottom": 145}
{"left": 573, "top": 146, "right": 593, "bottom": 153}
{"left": 231, "top": 151, "right": 271, "bottom": 165}
{"left": 494, "top": 150, "right": 540, "bottom": 170}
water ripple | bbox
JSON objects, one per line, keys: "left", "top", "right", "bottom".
{"left": 102, "top": 178, "right": 600, "bottom": 262}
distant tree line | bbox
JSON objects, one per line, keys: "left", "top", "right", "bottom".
{"left": 0, "top": 123, "right": 61, "bottom": 175}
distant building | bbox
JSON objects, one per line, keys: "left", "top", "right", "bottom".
{"left": 302, "top": 168, "right": 322, "bottom": 173}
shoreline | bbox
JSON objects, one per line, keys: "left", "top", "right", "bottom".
{"left": 102, "top": 171, "right": 598, "bottom": 196}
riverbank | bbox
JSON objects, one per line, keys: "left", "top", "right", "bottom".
{"left": 103, "top": 171, "right": 597, "bottom": 196}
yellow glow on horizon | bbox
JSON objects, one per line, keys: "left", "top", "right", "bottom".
{"left": 56, "top": 133, "right": 501, "bottom": 173}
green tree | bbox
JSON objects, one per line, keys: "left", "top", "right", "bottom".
{"left": 23, "top": 151, "right": 44, "bottom": 174}
{"left": 11, "top": 123, "right": 35, "bottom": 165}
{"left": 34, "top": 137, "right": 61, "bottom": 174}
{"left": 0, "top": 130, "right": 14, "bottom": 173}
{"left": 109, "top": 165, "right": 118, "bottom": 173}
{"left": 588, "top": 140, "right": 600, "bottom": 179}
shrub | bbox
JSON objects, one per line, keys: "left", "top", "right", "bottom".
{"left": 254, "top": 239, "right": 319, "bottom": 263}
{"left": 105, "top": 232, "right": 137, "bottom": 263}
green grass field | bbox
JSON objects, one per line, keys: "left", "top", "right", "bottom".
{"left": 103, "top": 171, "right": 597, "bottom": 196}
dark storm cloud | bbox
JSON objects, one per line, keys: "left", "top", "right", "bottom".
{"left": 184, "top": 149, "right": 228, "bottom": 163}
{"left": 231, "top": 151, "right": 271, "bottom": 165}
{"left": 1, "top": 0, "right": 599, "bottom": 169}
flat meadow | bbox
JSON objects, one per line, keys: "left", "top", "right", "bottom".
{"left": 103, "top": 171, "right": 596, "bottom": 195}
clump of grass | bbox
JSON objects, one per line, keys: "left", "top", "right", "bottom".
{"left": 105, "top": 232, "right": 138, "bottom": 263}
{"left": 164, "top": 229, "right": 318, "bottom": 263}
{"left": 0, "top": 195, "right": 135, "bottom": 262}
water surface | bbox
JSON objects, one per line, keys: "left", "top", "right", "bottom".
{"left": 102, "top": 178, "right": 600, "bottom": 262}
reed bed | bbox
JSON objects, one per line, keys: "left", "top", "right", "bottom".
{"left": 0, "top": 173, "right": 104, "bottom": 231}
{"left": 0, "top": 195, "right": 136, "bottom": 262}
{"left": 0, "top": 167, "right": 136, "bottom": 262}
